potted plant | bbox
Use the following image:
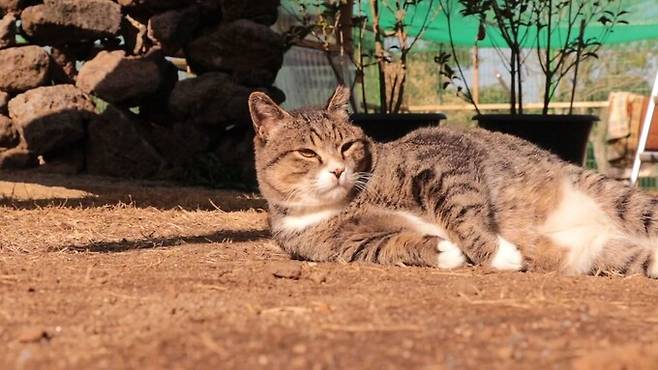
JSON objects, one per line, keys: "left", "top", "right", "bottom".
{"left": 285, "top": 0, "right": 446, "bottom": 142}
{"left": 438, "top": 0, "right": 628, "bottom": 164}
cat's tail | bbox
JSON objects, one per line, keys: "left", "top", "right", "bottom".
{"left": 576, "top": 170, "right": 658, "bottom": 236}
{"left": 574, "top": 169, "right": 658, "bottom": 277}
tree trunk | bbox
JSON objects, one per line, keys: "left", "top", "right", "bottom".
{"left": 370, "top": 0, "right": 388, "bottom": 113}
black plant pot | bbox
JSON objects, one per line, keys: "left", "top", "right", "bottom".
{"left": 475, "top": 114, "right": 598, "bottom": 165}
{"left": 350, "top": 113, "right": 446, "bottom": 142}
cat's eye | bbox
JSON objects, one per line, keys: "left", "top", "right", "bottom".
{"left": 341, "top": 141, "right": 357, "bottom": 153}
{"left": 297, "top": 149, "right": 318, "bottom": 158}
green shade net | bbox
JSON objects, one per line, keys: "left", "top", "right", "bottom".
{"left": 351, "top": 0, "right": 658, "bottom": 47}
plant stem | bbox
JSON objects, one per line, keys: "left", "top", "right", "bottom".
{"left": 356, "top": 0, "right": 368, "bottom": 113}
{"left": 440, "top": 0, "right": 480, "bottom": 115}
{"left": 509, "top": 47, "right": 517, "bottom": 114}
{"left": 516, "top": 46, "right": 523, "bottom": 114}
{"left": 369, "top": 0, "right": 387, "bottom": 113}
{"left": 394, "top": 59, "right": 407, "bottom": 113}
{"left": 569, "top": 19, "right": 586, "bottom": 115}
{"left": 542, "top": 0, "right": 553, "bottom": 115}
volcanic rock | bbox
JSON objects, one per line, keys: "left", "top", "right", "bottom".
{"left": 185, "top": 20, "right": 285, "bottom": 86}
{"left": 0, "top": 12, "right": 16, "bottom": 49}
{"left": 77, "top": 50, "right": 163, "bottom": 104}
{"left": 221, "top": 0, "right": 280, "bottom": 25}
{"left": 0, "top": 147, "right": 37, "bottom": 169}
{"left": 147, "top": 5, "right": 200, "bottom": 54}
{"left": 8, "top": 84, "right": 95, "bottom": 154}
{"left": 21, "top": 0, "right": 122, "bottom": 44}
{"left": 86, "top": 106, "right": 165, "bottom": 178}
{"left": 169, "top": 72, "right": 255, "bottom": 128}
{"left": 0, "top": 45, "right": 50, "bottom": 93}
{"left": 0, "top": 114, "right": 18, "bottom": 148}
{"left": 0, "top": 90, "right": 9, "bottom": 114}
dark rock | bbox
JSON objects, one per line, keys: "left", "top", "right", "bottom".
{"left": 8, "top": 84, "right": 95, "bottom": 154}
{"left": 195, "top": 0, "right": 222, "bottom": 27}
{"left": 0, "top": 147, "right": 37, "bottom": 169}
{"left": 147, "top": 5, "right": 200, "bottom": 54}
{"left": 0, "top": 114, "right": 18, "bottom": 148}
{"left": 21, "top": 0, "right": 122, "bottom": 44}
{"left": 116, "top": 0, "right": 190, "bottom": 11}
{"left": 119, "top": 0, "right": 221, "bottom": 26}
{"left": 39, "top": 144, "right": 84, "bottom": 175}
{"left": 0, "top": 90, "right": 8, "bottom": 114}
{"left": 212, "top": 125, "right": 257, "bottom": 184}
{"left": 0, "top": 45, "right": 50, "bottom": 93}
{"left": 86, "top": 106, "right": 165, "bottom": 179}
{"left": 138, "top": 54, "right": 179, "bottom": 125}
{"left": 221, "top": 0, "right": 280, "bottom": 25}
{"left": 55, "top": 40, "right": 95, "bottom": 61}
{"left": 0, "top": 12, "right": 16, "bottom": 49}
{"left": 50, "top": 46, "right": 78, "bottom": 84}
{"left": 121, "top": 13, "right": 151, "bottom": 55}
{"left": 168, "top": 72, "right": 256, "bottom": 128}
{"left": 185, "top": 20, "right": 285, "bottom": 86}
{"left": 76, "top": 50, "right": 162, "bottom": 104}
{"left": 117, "top": 0, "right": 202, "bottom": 22}
{"left": 141, "top": 121, "right": 209, "bottom": 169}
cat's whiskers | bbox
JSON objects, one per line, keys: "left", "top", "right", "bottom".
{"left": 281, "top": 187, "right": 303, "bottom": 204}
{"left": 352, "top": 172, "right": 373, "bottom": 196}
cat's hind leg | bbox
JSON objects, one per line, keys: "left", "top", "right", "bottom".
{"left": 591, "top": 238, "right": 654, "bottom": 277}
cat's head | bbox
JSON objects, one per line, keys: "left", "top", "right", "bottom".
{"left": 248, "top": 86, "right": 373, "bottom": 209}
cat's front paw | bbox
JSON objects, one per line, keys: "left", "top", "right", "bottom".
{"left": 437, "top": 240, "right": 466, "bottom": 269}
{"left": 490, "top": 236, "right": 523, "bottom": 271}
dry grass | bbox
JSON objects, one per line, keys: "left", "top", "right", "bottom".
{"left": 0, "top": 171, "right": 269, "bottom": 254}
{"left": 0, "top": 204, "right": 268, "bottom": 254}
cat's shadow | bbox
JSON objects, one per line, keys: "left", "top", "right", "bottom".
{"left": 52, "top": 228, "right": 271, "bottom": 253}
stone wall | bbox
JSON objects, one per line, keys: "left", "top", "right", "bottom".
{"left": 0, "top": 0, "right": 284, "bottom": 184}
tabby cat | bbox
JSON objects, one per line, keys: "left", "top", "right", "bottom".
{"left": 247, "top": 85, "right": 658, "bottom": 278}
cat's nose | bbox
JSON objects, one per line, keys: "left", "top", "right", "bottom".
{"left": 330, "top": 167, "right": 345, "bottom": 179}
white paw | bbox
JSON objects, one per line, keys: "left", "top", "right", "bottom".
{"left": 647, "top": 252, "right": 658, "bottom": 279}
{"left": 437, "top": 240, "right": 466, "bottom": 269}
{"left": 490, "top": 236, "right": 523, "bottom": 271}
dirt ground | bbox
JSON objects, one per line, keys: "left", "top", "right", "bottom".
{"left": 1, "top": 171, "right": 658, "bottom": 370}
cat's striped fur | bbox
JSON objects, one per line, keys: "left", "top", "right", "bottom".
{"left": 248, "top": 86, "right": 658, "bottom": 277}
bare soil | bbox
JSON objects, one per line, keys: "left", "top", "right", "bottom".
{"left": 1, "top": 170, "right": 658, "bottom": 370}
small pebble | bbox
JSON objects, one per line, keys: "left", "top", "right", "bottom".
{"left": 17, "top": 327, "right": 50, "bottom": 343}
{"left": 270, "top": 264, "right": 302, "bottom": 280}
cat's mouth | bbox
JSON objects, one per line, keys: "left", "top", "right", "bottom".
{"left": 317, "top": 183, "right": 352, "bottom": 202}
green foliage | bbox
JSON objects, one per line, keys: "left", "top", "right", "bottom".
{"left": 285, "top": 0, "right": 438, "bottom": 112}
{"left": 90, "top": 96, "right": 109, "bottom": 114}
{"left": 440, "top": 0, "right": 629, "bottom": 114}
{"left": 478, "top": 84, "right": 508, "bottom": 104}
{"left": 554, "top": 41, "right": 657, "bottom": 102}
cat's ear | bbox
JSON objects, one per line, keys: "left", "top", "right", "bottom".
{"left": 326, "top": 85, "right": 350, "bottom": 120}
{"left": 248, "top": 92, "right": 291, "bottom": 140}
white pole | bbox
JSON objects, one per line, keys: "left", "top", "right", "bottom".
{"left": 630, "top": 71, "right": 658, "bottom": 185}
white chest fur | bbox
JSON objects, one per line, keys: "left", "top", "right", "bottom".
{"left": 274, "top": 208, "right": 342, "bottom": 234}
